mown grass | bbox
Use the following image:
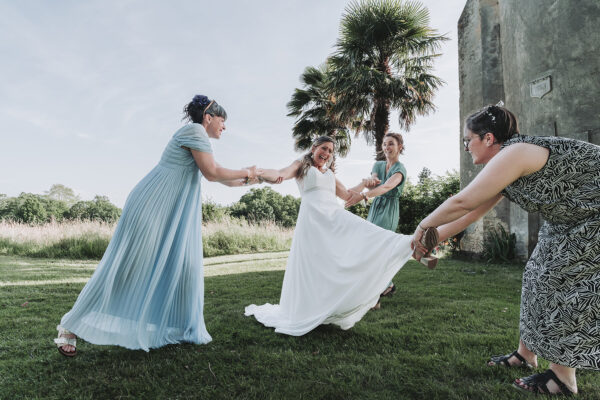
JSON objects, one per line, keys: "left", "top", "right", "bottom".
{"left": 0, "top": 255, "right": 598, "bottom": 399}
{"left": 0, "top": 219, "right": 293, "bottom": 260}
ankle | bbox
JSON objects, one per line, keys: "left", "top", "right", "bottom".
{"left": 550, "top": 365, "right": 577, "bottom": 393}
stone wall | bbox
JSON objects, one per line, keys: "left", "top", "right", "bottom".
{"left": 458, "top": 0, "right": 600, "bottom": 258}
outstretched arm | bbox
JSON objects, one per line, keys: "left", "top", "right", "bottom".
{"left": 258, "top": 160, "right": 302, "bottom": 183}
{"left": 190, "top": 149, "right": 258, "bottom": 182}
{"left": 348, "top": 173, "right": 380, "bottom": 192}
{"left": 217, "top": 178, "right": 251, "bottom": 187}
{"left": 436, "top": 194, "right": 503, "bottom": 242}
{"left": 335, "top": 178, "right": 356, "bottom": 202}
{"left": 363, "top": 172, "right": 403, "bottom": 198}
{"left": 345, "top": 173, "right": 403, "bottom": 207}
{"left": 411, "top": 142, "right": 549, "bottom": 251}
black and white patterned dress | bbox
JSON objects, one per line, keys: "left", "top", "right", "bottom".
{"left": 501, "top": 135, "right": 600, "bottom": 370}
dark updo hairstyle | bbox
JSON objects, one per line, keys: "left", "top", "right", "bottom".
{"left": 465, "top": 104, "right": 519, "bottom": 143}
{"left": 183, "top": 94, "right": 228, "bottom": 124}
{"left": 297, "top": 136, "right": 337, "bottom": 178}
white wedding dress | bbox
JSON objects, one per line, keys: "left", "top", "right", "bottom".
{"left": 244, "top": 166, "right": 414, "bottom": 336}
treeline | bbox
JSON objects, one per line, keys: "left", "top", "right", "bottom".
{"left": 1, "top": 169, "right": 459, "bottom": 230}
{"left": 0, "top": 184, "right": 121, "bottom": 224}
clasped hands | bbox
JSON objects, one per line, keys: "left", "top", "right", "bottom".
{"left": 344, "top": 176, "right": 381, "bottom": 207}
{"left": 244, "top": 166, "right": 284, "bottom": 185}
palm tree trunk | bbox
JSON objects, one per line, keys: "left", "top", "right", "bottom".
{"left": 373, "top": 97, "right": 390, "bottom": 160}
{"left": 373, "top": 58, "right": 392, "bottom": 160}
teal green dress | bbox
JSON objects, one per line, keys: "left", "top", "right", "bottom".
{"left": 366, "top": 161, "right": 406, "bottom": 231}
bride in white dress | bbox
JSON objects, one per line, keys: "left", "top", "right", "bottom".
{"left": 245, "top": 136, "right": 434, "bottom": 336}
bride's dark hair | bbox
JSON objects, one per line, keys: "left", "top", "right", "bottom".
{"left": 297, "top": 136, "right": 336, "bottom": 178}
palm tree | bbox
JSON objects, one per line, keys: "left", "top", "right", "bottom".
{"left": 286, "top": 65, "right": 352, "bottom": 157}
{"left": 329, "top": 0, "right": 447, "bottom": 159}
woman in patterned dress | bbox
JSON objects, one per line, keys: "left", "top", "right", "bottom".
{"left": 345, "top": 133, "right": 408, "bottom": 308}
{"left": 412, "top": 104, "right": 599, "bottom": 395}
{"left": 53, "top": 95, "right": 259, "bottom": 355}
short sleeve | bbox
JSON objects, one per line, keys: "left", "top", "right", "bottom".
{"left": 176, "top": 124, "right": 212, "bottom": 153}
{"left": 389, "top": 162, "right": 406, "bottom": 183}
{"left": 371, "top": 161, "right": 383, "bottom": 178}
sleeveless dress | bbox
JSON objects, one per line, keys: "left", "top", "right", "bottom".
{"left": 501, "top": 135, "right": 600, "bottom": 370}
{"left": 367, "top": 160, "right": 406, "bottom": 231}
{"left": 59, "top": 123, "right": 213, "bottom": 351}
{"left": 244, "top": 166, "right": 414, "bottom": 336}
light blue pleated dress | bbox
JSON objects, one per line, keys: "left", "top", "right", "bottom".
{"left": 60, "top": 123, "right": 213, "bottom": 351}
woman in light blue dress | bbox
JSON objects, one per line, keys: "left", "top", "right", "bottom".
{"left": 54, "top": 95, "right": 258, "bottom": 355}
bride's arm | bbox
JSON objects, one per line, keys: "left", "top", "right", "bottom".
{"left": 335, "top": 178, "right": 357, "bottom": 202}
{"left": 259, "top": 161, "right": 302, "bottom": 183}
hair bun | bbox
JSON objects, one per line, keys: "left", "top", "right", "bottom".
{"left": 192, "top": 95, "right": 211, "bottom": 108}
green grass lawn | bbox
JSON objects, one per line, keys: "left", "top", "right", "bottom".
{"left": 0, "top": 254, "right": 597, "bottom": 399}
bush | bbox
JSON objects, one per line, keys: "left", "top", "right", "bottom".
{"left": 0, "top": 187, "right": 121, "bottom": 224}
{"left": 67, "top": 196, "right": 121, "bottom": 223}
{"left": 16, "top": 194, "right": 48, "bottom": 224}
{"left": 230, "top": 187, "right": 301, "bottom": 227}
{"left": 397, "top": 168, "right": 460, "bottom": 234}
{"left": 482, "top": 224, "right": 516, "bottom": 263}
{"left": 202, "top": 198, "right": 229, "bottom": 223}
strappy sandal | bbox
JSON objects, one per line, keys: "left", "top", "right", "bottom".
{"left": 488, "top": 350, "right": 534, "bottom": 369}
{"left": 413, "top": 227, "right": 439, "bottom": 269}
{"left": 513, "top": 369, "right": 575, "bottom": 396}
{"left": 380, "top": 284, "right": 396, "bottom": 297}
{"left": 54, "top": 325, "right": 77, "bottom": 357}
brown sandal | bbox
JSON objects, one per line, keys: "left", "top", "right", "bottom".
{"left": 413, "top": 227, "right": 439, "bottom": 269}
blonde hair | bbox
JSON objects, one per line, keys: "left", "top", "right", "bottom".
{"left": 296, "top": 136, "right": 336, "bottom": 178}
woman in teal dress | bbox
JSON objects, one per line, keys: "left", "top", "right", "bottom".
{"left": 346, "top": 133, "right": 407, "bottom": 307}
{"left": 53, "top": 95, "right": 259, "bottom": 355}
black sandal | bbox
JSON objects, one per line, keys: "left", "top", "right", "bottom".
{"left": 488, "top": 350, "right": 534, "bottom": 369}
{"left": 513, "top": 369, "right": 574, "bottom": 396}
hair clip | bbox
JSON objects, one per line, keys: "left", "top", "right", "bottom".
{"left": 496, "top": 100, "right": 504, "bottom": 107}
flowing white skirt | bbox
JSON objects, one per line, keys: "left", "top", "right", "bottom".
{"left": 245, "top": 188, "right": 414, "bottom": 336}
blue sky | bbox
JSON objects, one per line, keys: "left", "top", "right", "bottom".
{"left": 0, "top": 0, "right": 466, "bottom": 207}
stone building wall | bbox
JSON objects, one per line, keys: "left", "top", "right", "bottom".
{"left": 458, "top": 0, "right": 600, "bottom": 258}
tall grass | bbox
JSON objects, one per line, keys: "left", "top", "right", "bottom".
{"left": 0, "top": 218, "right": 293, "bottom": 260}
{"left": 202, "top": 217, "right": 293, "bottom": 257}
{"left": 0, "top": 220, "right": 114, "bottom": 259}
